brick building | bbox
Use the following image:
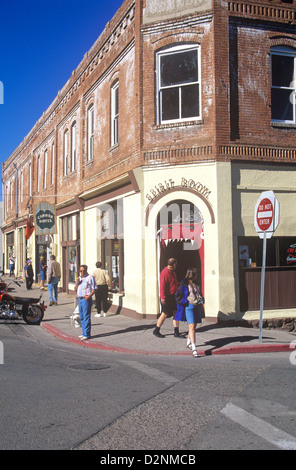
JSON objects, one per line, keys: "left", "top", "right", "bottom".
{"left": 2, "top": 0, "right": 296, "bottom": 322}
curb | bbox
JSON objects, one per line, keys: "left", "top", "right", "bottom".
{"left": 42, "top": 323, "right": 292, "bottom": 356}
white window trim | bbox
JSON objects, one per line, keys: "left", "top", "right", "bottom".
{"left": 37, "top": 155, "right": 40, "bottom": 193}
{"left": 71, "top": 122, "right": 76, "bottom": 172}
{"left": 156, "top": 44, "right": 201, "bottom": 125}
{"left": 111, "top": 81, "right": 119, "bottom": 146}
{"left": 88, "top": 105, "right": 94, "bottom": 161}
{"left": 64, "top": 130, "right": 69, "bottom": 176}
{"left": 43, "top": 150, "right": 48, "bottom": 189}
{"left": 51, "top": 143, "right": 55, "bottom": 186}
{"left": 271, "top": 46, "right": 296, "bottom": 124}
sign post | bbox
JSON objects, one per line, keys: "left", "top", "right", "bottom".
{"left": 254, "top": 191, "right": 279, "bottom": 343}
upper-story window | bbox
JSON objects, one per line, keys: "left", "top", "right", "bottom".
{"left": 43, "top": 150, "right": 48, "bottom": 189}
{"left": 37, "top": 155, "right": 41, "bottom": 193}
{"left": 88, "top": 105, "right": 94, "bottom": 161}
{"left": 156, "top": 44, "right": 201, "bottom": 124}
{"left": 271, "top": 46, "right": 296, "bottom": 123}
{"left": 71, "top": 122, "right": 76, "bottom": 172}
{"left": 111, "top": 81, "right": 119, "bottom": 146}
{"left": 51, "top": 143, "right": 55, "bottom": 186}
{"left": 64, "top": 130, "right": 69, "bottom": 176}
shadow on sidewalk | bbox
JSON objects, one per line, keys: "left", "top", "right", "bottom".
{"left": 90, "top": 323, "right": 155, "bottom": 340}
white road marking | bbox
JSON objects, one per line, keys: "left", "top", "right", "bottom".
{"left": 121, "top": 360, "right": 179, "bottom": 386}
{"left": 221, "top": 403, "right": 296, "bottom": 450}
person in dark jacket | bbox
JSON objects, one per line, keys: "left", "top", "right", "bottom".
{"left": 26, "top": 259, "right": 34, "bottom": 290}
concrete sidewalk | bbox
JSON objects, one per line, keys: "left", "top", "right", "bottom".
{"left": 2, "top": 278, "right": 296, "bottom": 356}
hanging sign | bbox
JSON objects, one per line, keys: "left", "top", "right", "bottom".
{"left": 34, "top": 202, "right": 57, "bottom": 235}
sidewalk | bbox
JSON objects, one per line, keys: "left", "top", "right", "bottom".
{"left": 3, "top": 278, "right": 296, "bottom": 356}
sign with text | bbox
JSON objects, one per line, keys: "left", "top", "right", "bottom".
{"left": 254, "top": 191, "right": 279, "bottom": 239}
{"left": 34, "top": 202, "right": 57, "bottom": 235}
{"left": 254, "top": 191, "right": 279, "bottom": 343}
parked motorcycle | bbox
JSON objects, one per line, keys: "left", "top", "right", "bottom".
{"left": 0, "top": 277, "right": 47, "bottom": 325}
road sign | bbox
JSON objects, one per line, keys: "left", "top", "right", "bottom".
{"left": 254, "top": 191, "right": 280, "bottom": 342}
{"left": 254, "top": 191, "right": 279, "bottom": 239}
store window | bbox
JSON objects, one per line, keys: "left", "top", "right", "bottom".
{"left": 61, "top": 213, "right": 80, "bottom": 287}
{"left": 156, "top": 44, "right": 201, "bottom": 124}
{"left": 238, "top": 236, "right": 296, "bottom": 268}
{"left": 271, "top": 46, "right": 296, "bottom": 123}
{"left": 98, "top": 200, "right": 124, "bottom": 292}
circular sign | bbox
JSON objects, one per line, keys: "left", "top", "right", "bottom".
{"left": 256, "top": 197, "right": 274, "bottom": 232}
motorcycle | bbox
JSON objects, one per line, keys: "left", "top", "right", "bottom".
{"left": 0, "top": 277, "right": 47, "bottom": 325}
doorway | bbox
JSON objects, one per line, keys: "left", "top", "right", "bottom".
{"left": 157, "top": 199, "right": 204, "bottom": 291}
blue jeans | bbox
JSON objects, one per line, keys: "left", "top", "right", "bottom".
{"left": 48, "top": 276, "right": 59, "bottom": 302}
{"left": 78, "top": 297, "right": 92, "bottom": 338}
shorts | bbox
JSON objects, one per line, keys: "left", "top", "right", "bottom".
{"left": 185, "top": 303, "right": 202, "bottom": 324}
{"left": 161, "top": 295, "right": 177, "bottom": 318}
{"left": 40, "top": 271, "right": 45, "bottom": 281}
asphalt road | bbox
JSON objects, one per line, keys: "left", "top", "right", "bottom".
{"left": 0, "top": 319, "right": 295, "bottom": 452}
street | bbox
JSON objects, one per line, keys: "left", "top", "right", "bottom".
{"left": 0, "top": 319, "right": 295, "bottom": 452}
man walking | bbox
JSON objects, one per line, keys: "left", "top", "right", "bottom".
{"left": 153, "top": 258, "right": 180, "bottom": 338}
{"left": 74, "top": 265, "right": 96, "bottom": 340}
{"left": 47, "top": 254, "right": 61, "bottom": 306}
{"left": 92, "top": 261, "right": 111, "bottom": 317}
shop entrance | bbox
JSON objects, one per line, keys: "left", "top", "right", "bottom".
{"left": 157, "top": 199, "right": 204, "bottom": 291}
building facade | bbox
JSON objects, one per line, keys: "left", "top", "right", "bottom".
{"left": 2, "top": 0, "right": 296, "bottom": 322}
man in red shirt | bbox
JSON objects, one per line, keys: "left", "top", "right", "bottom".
{"left": 153, "top": 258, "right": 180, "bottom": 338}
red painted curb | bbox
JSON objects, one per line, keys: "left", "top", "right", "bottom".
{"left": 42, "top": 323, "right": 292, "bottom": 357}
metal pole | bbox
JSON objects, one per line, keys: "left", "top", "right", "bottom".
{"left": 259, "top": 232, "right": 267, "bottom": 343}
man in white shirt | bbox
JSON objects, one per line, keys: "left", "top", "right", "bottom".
{"left": 74, "top": 265, "right": 96, "bottom": 340}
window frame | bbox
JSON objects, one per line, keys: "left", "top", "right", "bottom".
{"left": 64, "top": 129, "right": 69, "bottom": 177}
{"left": 87, "top": 105, "right": 94, "bottom": 162}
{"left": 71, "top": 121, "right": 76, "bottom": 172}
{"left": 43, "top": 150, "right": 48, "bottom": 189}
{"left": 271, "top": 46, "right": 296, "bottom": 124}
{"left": 111, "top": 81, "right": 119, "bottom": 147}
{"left": 156, "top": 44, "right": 201, "bottom": 125}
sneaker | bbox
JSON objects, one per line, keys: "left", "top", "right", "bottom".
{"left": 153, "top": 329, "right": 165, "bottom": 338}
{"left": 186, "top": 343, "right": 193, "bottom": 350}
{"left": 103, "top": 312, "right": 107, "bottom": 317}
{"left": 192, "top": 350, "right": 198, "bottom": 358}
{"left": 80, "top": 336, "right": 90, "bottom": 341}
{"left": 95, "top": 313, "right": 101, "bottom": 318}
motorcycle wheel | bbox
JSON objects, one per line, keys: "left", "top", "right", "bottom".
{"left": 23, "top": 305, "right": 44, "bottom": 325}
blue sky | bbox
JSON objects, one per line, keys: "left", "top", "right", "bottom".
{"left": 0, "top": 0, "right": 124, "bottom": 177}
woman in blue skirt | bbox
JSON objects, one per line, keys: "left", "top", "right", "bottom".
{"left": 175, "top": 268, "right": 204, "bottom": 357}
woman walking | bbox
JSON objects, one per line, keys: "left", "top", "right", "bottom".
{"left": 175, "top": 268, "right": 204, "bottom": 357}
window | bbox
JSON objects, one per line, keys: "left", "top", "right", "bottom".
{"left": 97, "top": 200, "right": 124, "bottom": 292}
{"left": 271, "top": 47, "right": 296, "bottom": 123}
{"left": 20, "top": 171, "right": 23, "bottom": 203}
{"left": 37, "top": 156, "right": 40, "bottom": 193}
{"left": 29, "top": 163, "right": 32, "bottom": 197}
{"left": 64, "top": 130, "right": 69, "bottom": 176}
{"left": 156, "top": 45, "right": 201, "bottom": 124}
{"left": 111, "top": 81, "right": 119, "bottom": 146}
{"left": 51, "top": 143, "right": 54, "bottom": 186}
{"left": 61, "top": 213, "right": 80, "bottom": 285}
{"left": 43, "top": 150, "right": 48, "bottom": 189}
{"left": 71, "top": 122, "right": 76, "bottom": 172}
{"left": 88, "top": 105, "right": 94, "bottom": 161}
